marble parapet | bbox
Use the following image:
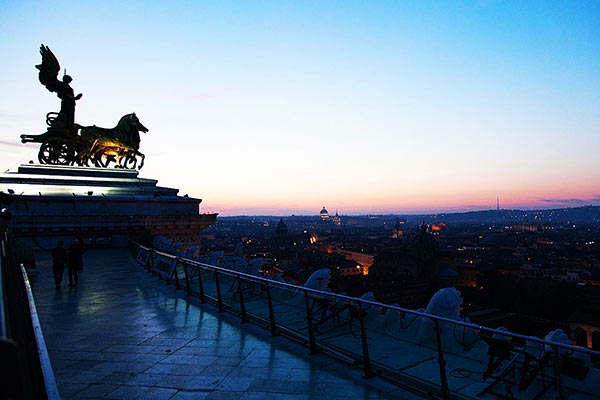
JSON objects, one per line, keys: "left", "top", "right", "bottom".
{"left": 0, "top": 165, "right": 217, "bottom": 242}
{"left": 1, "top": 164, "right": 177, "bottom": 197}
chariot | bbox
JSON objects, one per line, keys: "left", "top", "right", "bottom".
{"left": 21, "top": 111, "right": 147, "bottom": 170}
{"left": 20, "top": 112, "right": 83, "bottom": 166}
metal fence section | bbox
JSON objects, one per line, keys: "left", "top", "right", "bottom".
{"left": 131, "top": 241, "right": 600, "bottom": 400}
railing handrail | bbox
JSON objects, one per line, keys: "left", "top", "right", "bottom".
{"left": 1, "top": 217, "right": 60, "bottom": 399}
{"left": 142, "top": 243, "right": 600, "bottom": 358}
{"left": 20, "top": 263, "right": 60, "bottom": 399}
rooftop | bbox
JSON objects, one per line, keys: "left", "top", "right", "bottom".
{"left": 30, "top": 248, "right": 420, "bottom": 399}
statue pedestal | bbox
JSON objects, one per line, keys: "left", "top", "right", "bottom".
{"left": 0, "top": 165, "right": 217, "bottom": 247}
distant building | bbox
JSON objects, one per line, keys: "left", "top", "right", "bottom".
{"left": 275, "top": 218, "right": 288, "bottom": 238}
{"left": 332, "top": 210, "right": 341, "bottom": 226}
{"left": 320, "top": 206, "right": 330, "bottom": 220}
{"left": 391, "top": 218, "right": 406, "bottom": 238}
{"left": 430, "top": 221, "right": 447, "bottom": 234}
{"left": 335, "top": 265, "right": 365, "bottom": 276}
{"left": 509, "top": 223, "right": 546, "bottom": 233}
{"left": 456, "top": 262, "right": 478, "bottom": 288}
{"left": 335, "top": 248, "right": 374, "bottom": 275}
{"left": 274, "top": 218, "right": 289, "bottom": 251}
{"left": 569, "top": 319, "right": 600, "bottom": 350}
{"left": 368, "top": 225, "right": 458, "bottom": 307}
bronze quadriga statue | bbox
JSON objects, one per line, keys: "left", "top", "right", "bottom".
{"left": 20, "top": 45, "right": 148, "bottom": 169}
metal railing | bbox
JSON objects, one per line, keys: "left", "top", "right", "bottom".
{"left": 1, "top": 217, "right": 60, "bottom": 399}
{"left": 131, "top": 241, "right": 600, "bottom": 400}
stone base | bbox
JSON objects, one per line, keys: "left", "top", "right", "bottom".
{"left": 0, "top": 164, "right": 217, "bottom": 245}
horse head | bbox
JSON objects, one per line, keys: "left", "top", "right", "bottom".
{"left": 120, "top": 113, "right": 148, "bottom": 134}
{"left": 116, "top": 113, "right": 148, "bottom": 149}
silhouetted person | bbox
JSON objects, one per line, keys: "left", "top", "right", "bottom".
{"left": 51, "top": 240, "right": 67, "bottom": 288}
{"left": 67, "top": 242, "right": 79, "bottom": 287}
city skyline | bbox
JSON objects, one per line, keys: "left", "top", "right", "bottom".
{"left": 1, "top": 1, "right": 599, "bottom": 216}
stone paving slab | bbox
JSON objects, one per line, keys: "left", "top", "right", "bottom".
{"left": 30, "top": 248, "right": 424, "bottom": 399}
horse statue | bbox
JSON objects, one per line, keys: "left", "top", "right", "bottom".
{"left": 79, "top": 113, "right": 148, "bottom": 169}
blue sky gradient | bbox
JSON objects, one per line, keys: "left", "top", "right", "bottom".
{"left": 1, "top": 1, "right": 599, "bottom": 215}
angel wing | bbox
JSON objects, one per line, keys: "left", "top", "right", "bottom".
{"left": 35, "top": 44, "right": 61, "bottom": 93}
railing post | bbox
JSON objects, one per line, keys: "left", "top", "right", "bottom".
{"left": 553, "top": 346, "right": 565, "bottom": 399}
{"left": 215, "top": 270, "right": 223, "bottom": 312}
{"left": 165, "top": 258, "right": 171, "bottom": 284}
{"left": 238, "top": 275, "right": 248, "bottom": 323}
{"left": 173, "top": 259, "right": 180, "bottom": 290}
{"left": 265, "top": 283, "right": 277, "bottom": 336}
{"left": 198, "top": 267, "right": 205, "bottom": 304}
{"left": 304, "top": 291, "right": 317, "bottom": 354}
{"left": 148, "top": 250, "right": 156, "bottom": 273}
{"left": 357, "top": 302, "right": 373, "bottom": 378}
{"left": 183, "top": 262, "right": 191, "bottom": 295}
{"left": 433, "top": 319, "right": 451, "bottom": 400}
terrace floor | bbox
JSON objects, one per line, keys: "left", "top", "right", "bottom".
{"left": 29, "top": 248, "right": 423, "bottom": 400}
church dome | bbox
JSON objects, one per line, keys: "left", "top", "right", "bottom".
{"left": 320, "top": 206, "right": 329, "bottom": 219}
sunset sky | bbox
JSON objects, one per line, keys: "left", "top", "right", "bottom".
{"left": 1, "top": 1, "right": 599, "bottom": 216}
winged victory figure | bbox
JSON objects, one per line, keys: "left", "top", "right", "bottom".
{"left": 35, "top": 44, "right": 82, "bottom": 134}
{"left": 21, "top": 44, "right": 147, "bottom": 169}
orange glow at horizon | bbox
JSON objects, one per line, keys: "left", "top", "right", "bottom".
{"left": 205, "top": 189, "right": 600, "bottom": 216}
{"left": 193, "top": 169, "right": 600, "bottom": 216}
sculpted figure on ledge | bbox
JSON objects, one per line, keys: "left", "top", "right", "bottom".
{"left": 20, "top": 45, "right": 148, "bottom": 169}
{"left": 36, "top": 44, "right": 83, "bottom": 135}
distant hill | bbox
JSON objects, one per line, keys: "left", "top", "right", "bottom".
{"left": 411, "top": 206, "right": 600, "bottom": 226}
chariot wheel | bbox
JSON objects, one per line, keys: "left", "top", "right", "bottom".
{"left": 38, "top": 138, "right": 75, "bottom": 165}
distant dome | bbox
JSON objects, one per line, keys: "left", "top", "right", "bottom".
{"left": 320, "top": 206, "right": 329, "bottom": 219}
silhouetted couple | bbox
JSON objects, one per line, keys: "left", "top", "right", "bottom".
{"left": 51, "top": 239, "right": 83, "bottom": 288}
